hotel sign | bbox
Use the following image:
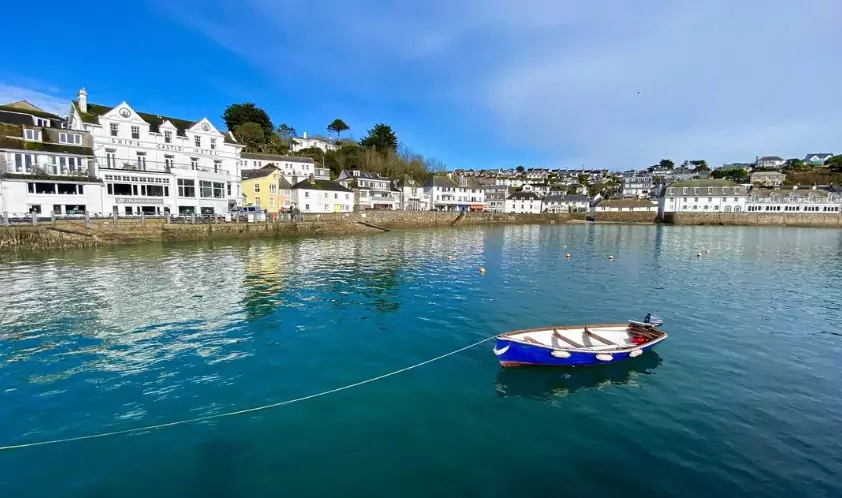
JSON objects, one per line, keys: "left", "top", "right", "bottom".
{"left": 116, "top": 197, "right": 164, "bottom": 205}
{"left": 107, "top": 138, "right": 223, "bottom": 157}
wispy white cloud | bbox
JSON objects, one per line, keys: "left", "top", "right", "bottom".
{"left": 0, "top": 83, "right": 69, "bottom": 116}
{"left": 159, "top": 0, "right": 842, "bottom": 168}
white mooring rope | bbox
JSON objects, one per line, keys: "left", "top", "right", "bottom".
{"left": 0, "top": 336, "right": 496, "bottom": 452}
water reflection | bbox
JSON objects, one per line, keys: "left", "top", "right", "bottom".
{"left": 493, "top": 352, "right": 663, "bottom": 401}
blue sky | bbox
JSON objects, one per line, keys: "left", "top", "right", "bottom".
{"left": 2, "top": 0, "right": 840, "bottom": 170}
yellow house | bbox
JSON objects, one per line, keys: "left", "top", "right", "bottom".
{"left": 241, "top": 165, "right": 293, "bottom": 216}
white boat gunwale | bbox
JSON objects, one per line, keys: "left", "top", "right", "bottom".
{"left": 497, "top": 323, "right": 668, "bottom": 353}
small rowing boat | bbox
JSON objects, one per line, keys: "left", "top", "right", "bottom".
{"left": 493, "top": 314, "right": 667, "bottom": 367}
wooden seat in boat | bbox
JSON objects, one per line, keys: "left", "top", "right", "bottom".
{"left": 583, "top": 328, "right": 615, "bottom": 346}
{"left": 553, "top": 329, "right": 584, "bottom": 348}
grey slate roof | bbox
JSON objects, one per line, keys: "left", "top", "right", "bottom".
{"left": 507, "top": 191, "right": 540, "bottom": 201}
{"left": 242, "top": 152, "right": 314, "bottom": 163}
{"left": 291, "top": 178, "right": 352, "bottom": 192}
{"left": 241, "top": 166, "right": 278, "bottom": 180}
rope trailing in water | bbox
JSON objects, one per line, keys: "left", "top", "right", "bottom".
{"left": 0, "top": 336, "right": 496, "bottom": 452}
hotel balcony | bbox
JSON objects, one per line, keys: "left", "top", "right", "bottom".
{"left": 0, "top": 158, "right": 92, "bottom": 178}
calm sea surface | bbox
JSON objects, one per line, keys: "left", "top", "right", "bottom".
{"left": 1, "top": 225, "right": 841, "bottom": 497}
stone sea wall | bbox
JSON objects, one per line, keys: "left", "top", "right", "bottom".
{"left": 299, "top": 211, "right": 584, "bottom": 227}
{"left": 664, "top": 212, "right": 842, "bottom": 228}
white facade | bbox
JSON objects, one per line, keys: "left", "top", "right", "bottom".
{"left": 423, "top": 176, "right": 486, "bottom": 211}
{"left": 0, "top": 178, "right": 103, "bottom": 217}
{"left": 658, "top": 181, "right": 748, "bottom": 215}
{"left": 68, "top": 89, "right": 243, "bottom": 216}
{"left": 494, "top": 177, "right": 525, "bottom": 188}
{"left": 291, "top": 180, "right": 354, "bottom": 213}
{"left": 542, "top": 195, "right": 590, "bottom": 213}
{"left": 504, "top": 193, "right": 542, "bottom": 214}
{"left": 395, "top": 176, "right": 430, "bottom": 211}
{"left": 239, "top": 153, "right": 328, "bottom": 185}
{"left": 746, "top": 188, "right": 841, "bottom": 213}
{"left": 622, "top": 174, "right": 653, "bottom": 198}
{"left": 291, "top": 132, "right": 338, "bottom": 153}
{"left": 756, "top": 156, "right": 785, "bottom": 168}
{"left": 593, "top": 200, "right": 657, "bottom": 212}
{"left": 522, "top": 183, "right": 551, "bottom": 197}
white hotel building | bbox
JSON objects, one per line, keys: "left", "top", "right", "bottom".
{"left": 67, "top": 88, "right": 243, "bottom": 216}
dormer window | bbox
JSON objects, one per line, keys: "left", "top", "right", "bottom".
{"left": 59, "top": 132, "right": 82, "bottom": 145}
{"left": 35, "top": 118, "right": 49, "bottom": 127}
{"left": 195, "top": 136, "right": 201, "bottom": 148}
{"left": 131, "top": 126, "right": 140, "bottom": 139}
{"left": 23, "top": 129, "right": 41, "bottom": 141}
{"left": 164, "top": 131, "right": 172, "bottom": 144}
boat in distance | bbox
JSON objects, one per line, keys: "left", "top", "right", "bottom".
{"left": 494, "top": 314, "right": 667, "bottom": 367}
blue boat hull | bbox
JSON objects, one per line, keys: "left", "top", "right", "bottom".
{"left": 494, "top": 337, "right": 663, "bottom": 367}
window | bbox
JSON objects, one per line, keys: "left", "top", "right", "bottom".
{"left": 110, "top": 123, "right": 118, "bottom": 136}
{"left": 254, "top": 184, "right": 260, "bottom": 193}
{"left": 707, "top": 187, "right": 713, "bottom": 194}
{"left": 269, "top": 184, "right": 277, "bottom": 194}
{"left": 23, "top": 129, "right": 41, "bottom": 141}
{"left": 210, "top": 138, "right": 217, "bottom": 149}
{"left": 36, "top": 118, "right": 48, "bottom": 127}
{"left": 199, "top": 181, "right": 224, "bottom": 198}
{"left": 59, "top": 132, "right": 82, "bottom": 145}
{"left": 194, "top": 136, "right": 201, "bottom": 147}
{"left": 325, "top": 204, "right": 329, "bottom": 211}
{"left": 146, "top": 185, "right": 165, "bottom": 197}
{"left": 669, "top": 188, "right": 675, "bottom": 194}
{"left": 305, "top": 204, "right": 310, "bottom": 210}
{"left": 270, "top": 198, "right": 275, "bottom": 208}
{"left": 682, "top": 187, "right": 688, "bottom": 194}
{"left": 213, "top": 160, "right": 221, "bottom": 173}
{"left": 131, "top": 126, "right": 140, "bottom": 139}
{"left": 255, "top": 197, "right": 261, "bottom": 206}
{"left": 137, "top": 152, "right": 147, "bottom": 170}
{"left": 164, "top": 155, "right": 174, "bottom": 170}
{"left": 164, "top": 131, "right": 172, "bottom": 143}
{"left": 106, "top": 149, "right": 116, "bottom": 168}
{"left": 190, "top": 158, "right": 198, "bottom": 170}
{"left": 305, "top": 191, "right": 310, "bottom": 198}
{"left": 227, "top": 182, "right": 231, "bottom": 196}
{"left": 693, "top": 188, "right": 699, "bottom": 194}
{"left": 178, "top": 179, "right": 195, "bottom": 197}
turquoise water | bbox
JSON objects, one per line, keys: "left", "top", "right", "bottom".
{"left": 1, "top": 225, "right": 841, "bottom": 497}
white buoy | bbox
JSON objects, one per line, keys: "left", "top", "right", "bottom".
{"left": 596, "top": 354, "right": 613, "bottom": 362}
{"left": 551, "top": 350, "right": 572, "bottom": 358}
{"left": 479, "top": 267, "right": 486, "bottom": 275}
{"left": 629, "top": 349, "right": 643, "bottom": 358}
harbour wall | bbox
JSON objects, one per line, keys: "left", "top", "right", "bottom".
{"left": 664, "top": 212, "right": 842, "bottom": 228}
{"left": 3, "top": 210, "right": 840, "bottom": 252}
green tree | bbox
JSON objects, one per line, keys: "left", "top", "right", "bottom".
{"left": 296, "top": 147, "right": 325, "bottom": 165}
{"left": 658, "top": 159, "right": 675, "bottom": 170}
{"left": 827, "top": 155, "right": 842, "bottom": 172}
{"left": 327, "top": 119, "right": 350, "bottom": 142}
{"left": 711, "top": 167, "right": 748, "bottom": 181}
{"left": 577, "top": 173, "right": 589, "bottom": 185}
{"left": 784, "top": 158, "right": 807, "bottom": 171}
{"left": 516, "top": 165, "right": 525, "bottom": 173}
{"left": 360, "top": 123, "right": 398, "bottom": 154}
{"left": 233, "top": 122, "right": 266, "bottom": 153}
{"left": 223, "top": 103, "right": 273, "bottom": 136}
{"left": 277, "top": 123, "right": 296, "bottom": 140}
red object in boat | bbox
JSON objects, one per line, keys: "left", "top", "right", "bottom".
{"left": 631, "top": 335, "right": 648, "bottom": 345}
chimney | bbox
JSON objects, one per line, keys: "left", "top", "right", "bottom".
{"left": 77, "top": 87, "right": 87, "bottom": 113}
{"left": 308, "top": 173, "right": 315, "bottom": 184}
{"left": 302, "top": 132, "right": 308, "bottom": 139}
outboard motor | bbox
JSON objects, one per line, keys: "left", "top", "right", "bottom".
{"left": 643, "top": 313, "right": 663, "bottom": 327}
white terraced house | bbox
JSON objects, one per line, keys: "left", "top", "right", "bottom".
{"left": 657, "top": 179, "right": 747, "bottom": 216}
{"left": 291, "top": 176, "right": 354, "bottom": 213}
{"left": 504, "top": 191, "right": 542, "bottom": 214}
{"left": 239, "top": 152, "right": 329, "bottom": 185}
{"left": 0, "top": 101, "right": 103, "bottom": 217}
{"left": 394, "top": 174, "right": 430, "bottom": 211}
{"left": 622, "top": 173, "right": 653, "bottom": 198}
{"left": 290, "top": 132, "right": 338, "bottom": 153}
{"left": 746, "top": 186, "right": 842, "bottom": 214}
{"left": 337, "top": 169, "right": 400, "bottom": 210}
{"left": 67, "top": 88, "right": 244, "bottom": 216}
{"left": 423, "top": 175, "right": 486, "bottom": 211}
